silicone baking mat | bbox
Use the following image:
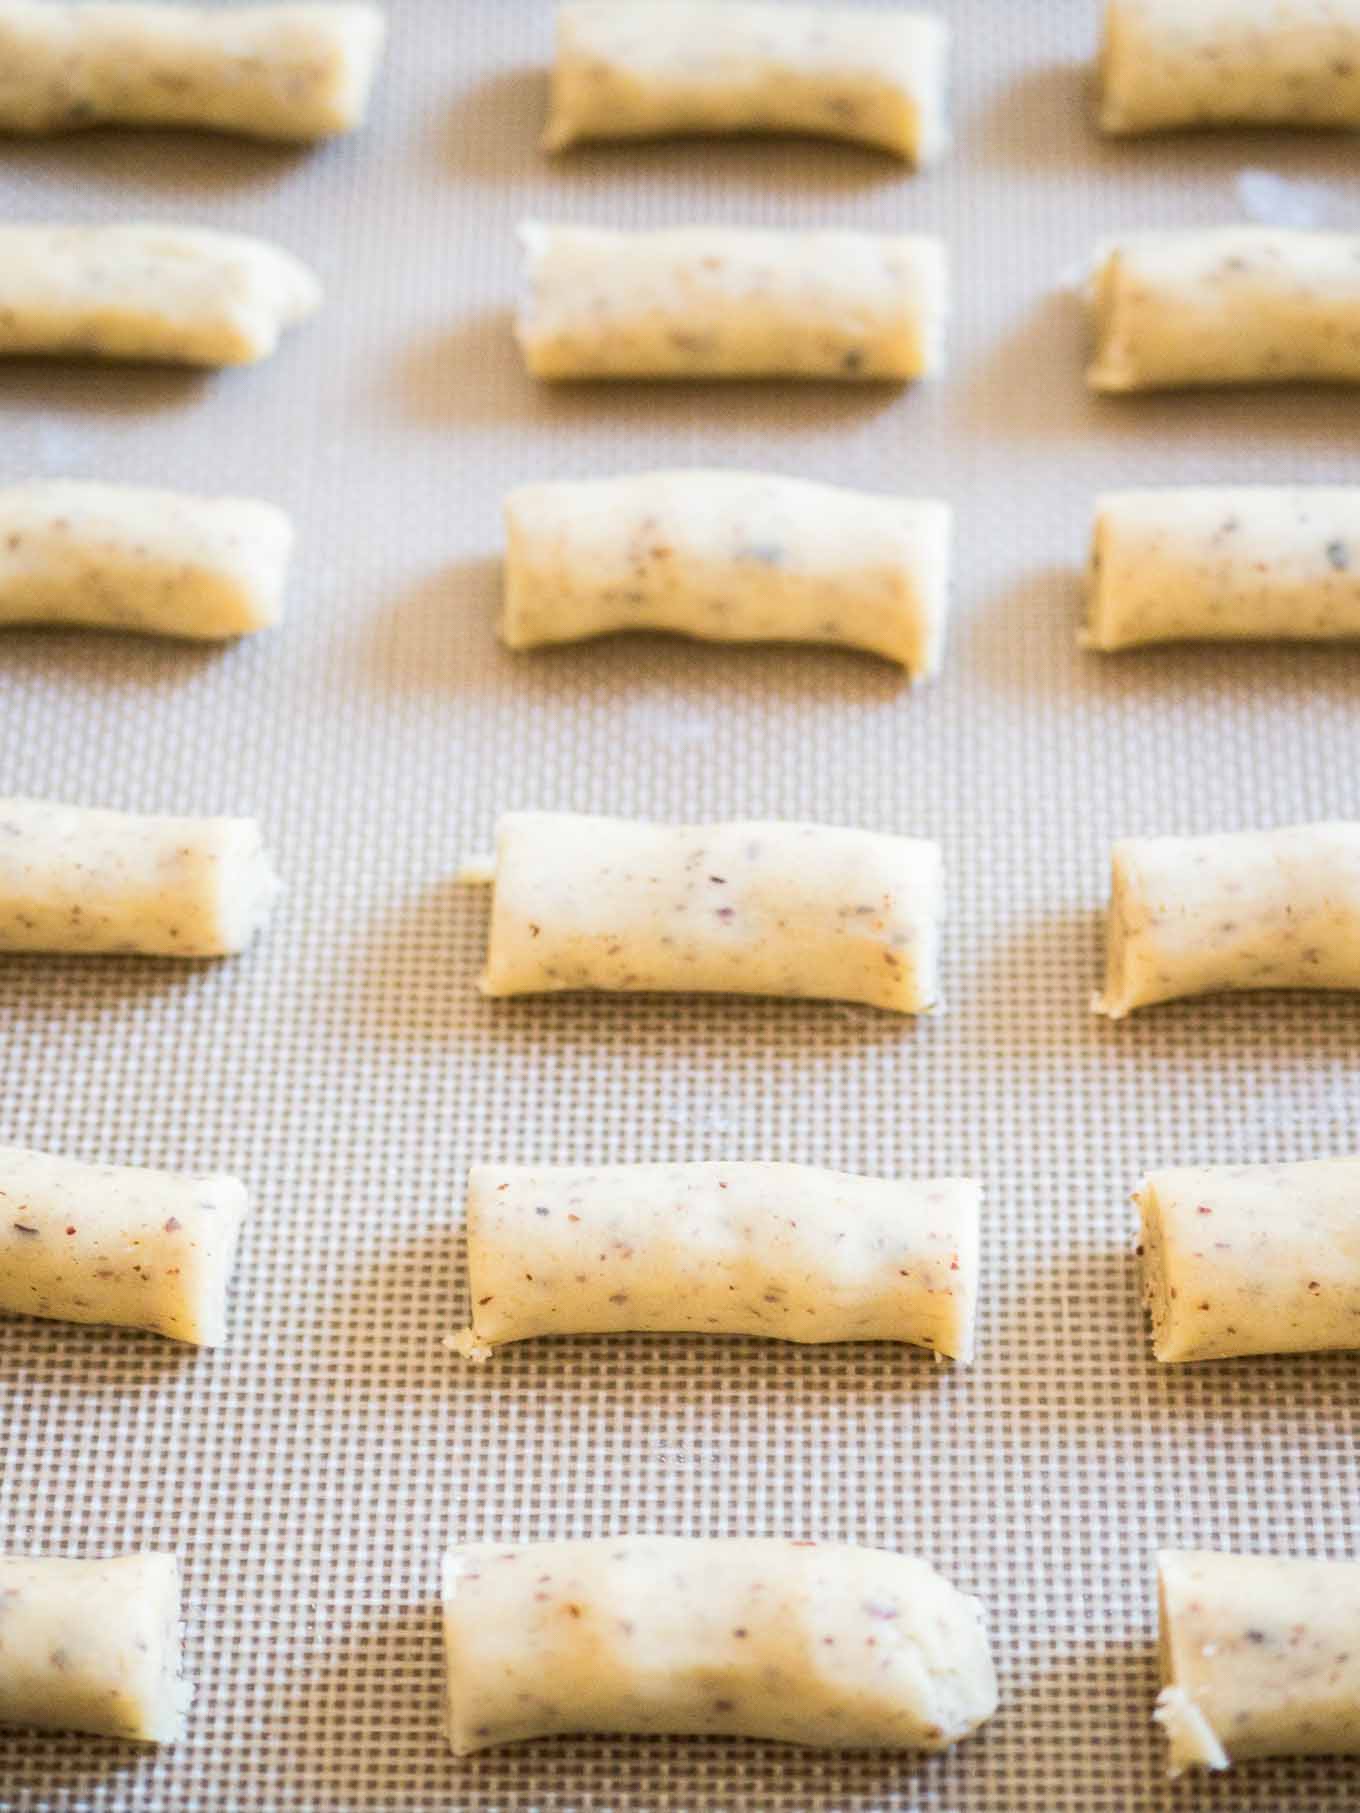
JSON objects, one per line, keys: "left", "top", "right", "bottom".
{"left": 2, "top": 2, "right": 1358, "bottom": 1807}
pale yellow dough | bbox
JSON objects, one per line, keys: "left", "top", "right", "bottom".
{"left": 0, "top": 480, "right": 292, "bottom": 638}
{"left": 1157, "top": 1549, "right": 1360, "bottom": 1774}
{"left": 1086, "top": 487, "right": 1360, "bottom": 649}
{"left": 1087, "top": 228, "right": 1360, "bottom": 391}
{"left": 0, "top": 1553, "right": 190, "bottom": 1742}
{"left": 1095, "top": 821, "right": 1360, "bottom": 1017}
{"left": 1137, "top": 1158, "right": 1360, "bottom": 1361}
{"left": 0, "top": 1143, "right": 248, "bottom": 1344}
{"left": 517, "top": 223, "right": 947, "bottom": 381}
{"left": 0, "top": 797, "right": 280, "bottom": 957}
{"left": 1101, "top": 0, "right": 1360, "bottom": 134}
{"left": 0, "top": 2, "right": 386, "bottom": 139}
{"left": 503, "top": 470, "right": 952, "bottom": 674}
{"left": 455, "top": 1162, "right": 980, "bottom": 1361}
{"left": 0, "top": 224, "right": 321, "bottom": 366}
{"left": 442, "top": 1537, "right": 997, "bottom": 1754}
{"left": 463, "top": 812, "right": 943, "bottom": 1013}
{"left": 544, "top": 1, "right": 948, "bottom": 163}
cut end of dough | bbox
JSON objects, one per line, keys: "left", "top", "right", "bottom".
{"left": 1135, "top": 1181, "right": 1174, "bottom": 1362}
{"left": 1155, "top": 1553, "right": 1230, "bottom": 1777}
{"left": 214, "top": 821, "right": 284, "bottom": 954}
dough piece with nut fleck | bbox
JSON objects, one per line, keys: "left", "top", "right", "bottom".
{"left": 0, "top": 797, "right": 280, "bottom": 957}
{"left": 503, "top": 470, "right": 951, "bottom": 675}
{"left": 1087, "top": 229, "right": 1360, "bottom": 391}
{"left": 1095, "top": 822, "right": 1360, "bottom": 1017}
{"left": 516, "top": 223, "right": 947, "bottom": 380}
{"left": 461, "top": 812, "right": 943, "bottom": 1013}
{"left": 455, "top": 1162, "right": 980, "bottom": 1361}
{"left": 0, "top": 1553, "right": 191, "bottom": 1742}
{"left": 0, "top": 1142, "right": 248, "bottom": 1345}
{"left": 1136, "top": 1158, "right": 1360, "bottom": 1361}
{"left": 0, "top": 481, "right": 292, "bottom": 638}
{"left": 544, "top": 1, "right": 948, "bottom": 163}
{"left": 0, "top": 2, "right": 385, "bottom": 139}
{"left": 1156, "top": 1549, "right": 1360, "bottom": 1774}
{"left": 0, "top": 224, "right": 321, "bottom": 366}
{"left": 1101, "top": 0, "right": 1360, "bottom": 134}
{"left": 443, "top": 1537, "right": 997, "bottom": 1754}
{"left": 1085, "top": 487, "right": 1360, "bottom": 650}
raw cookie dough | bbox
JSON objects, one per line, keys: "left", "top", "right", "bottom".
{"left": 0, "top": 480, "right": 293, "bottom": 638}
{"left": 1085, "top": 487, "right": 1360, "bottom": 650}
{"left": 461, "top": 812, "right": 944, "bottom": 1013}
{"left": 1136, "top": 1158, "right": 1360, "bottom": 1361}
{"left": 0, "top": 2, "right": 386, "bottom": 139}
{"left": 1086, "top": 229, "right": 1360, "bottom": 391}
{"left": 0, "top": 224, "right": 321, "bottom": 366}
{"left": 0, "top": 1552, "right": 190, "bottom": 1742}
{"left": 1095, "top": 821, "right": 1360, "bottom": 1018}
{"left": 502, "top": 470, "right": 952, "bottom": 675}
{"left": 442, "top": 1537, "right": 997, "bottom": 1754}
{"left": 1101, "top": 0, "right": 1360, "bottom": 134}
{"left": 0, "top": 1143, "right": 248, "bottom": 1345}
{"left": 455, "top": 1162, "right": 980, "bottom": 1361}
{"left": 543, "top": 1, "right": 948, "bottom": 163}
{"left": 0, "top": 797, "right": 280, "bottom": 957}
{"left": 516, "top": 223, "right": 947, "bottom": 381}
{"left": 1156, "top": 1549, "right": 1360, "bottom": 1774}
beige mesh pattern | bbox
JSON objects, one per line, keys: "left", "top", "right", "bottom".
{"left": 2, "top": 1, "right": 1359, "bottom": 1807}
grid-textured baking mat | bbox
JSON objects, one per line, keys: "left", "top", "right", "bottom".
{"left": 2, "top": 2, "right": 1359, "bottom": 1807}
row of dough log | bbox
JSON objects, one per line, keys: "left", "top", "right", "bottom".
{"left": 5, "top": 1541, "right": 1357, "bottom": 1777}
{"left": 0, "top": 1541, "right": 996, "bottom": 1754}
{"left": 449, "top": 1540, "right": 1360, "bottom": 1776}
{"left": 9, "top": 1137, "right": 1356, "bottom": 1371}
{"left": 22, "top": 0, "right": 1350, "bottom": 164}
{"left": 8, "top": 803, "right": 1360, "bottom": 1029}
{"left": 508, "top": 477, "right": 1360, "bottom": 664}
{"left": 517, "top": 222, "right": 1360, "bottom": 391}
{"left": 6, "top": 475, "right": 1356, "bottom": 663}
{"left": 16, "top": 220, "right": 1360, "bottom": 394}
{"left": 546, "top": 1, "right": 1360, "bottom": 151}
{"left": 2, "top": 469, "right": 1347, "bottom": 667}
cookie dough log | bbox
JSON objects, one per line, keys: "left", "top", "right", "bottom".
{"left": 516, "top": 223, "right": 947, "bottom": 381}
{"left": 0, "top": 1553, "right": 190, "bottom": 1742}
{"left": 461, "top": 813, "right": 943, "bottom": 1013}
{"left": 1095, "top": 822, "right": 1360, "bottom": 1018}
{"left": 443, "top": 1537, "right": 997, "bottom": 1754}
{"left": 1087, "top": 229, "right": 1360, "bottom": 391}
{"left": 543, "top": 2, "right": 948, "bottom": 164}
{"left": 503, "top": 471, "right": 952, "bottom": 675}
{"left": 1137, "top": 1158, "right": 1360, "bottom": 1361}
{"left": 1101, "top": 0, "right": 1360, "bottom": 134}
{"left": 0, "top": 798, "right": 280, "bottom": 957}
{"left": 0, "top": 2, "right": 385, "bottom": 139}
{"left": 455, "top": 1162, "right": 980, "bottom": 1361}
{"left": 0, "top": 224, "right": 321, "bottom": 366}
{"left": 0, "top": 481, "right": 292, "bottom": 638}
{"left": 1156, "top": 1549, "right": 1360, "bottom": 1774}
{"left": 1085, "top": 487, "right": 1360, "bottom": 650}
{"left": 0, "top": 1143, "right": 247, "bottom": 1344}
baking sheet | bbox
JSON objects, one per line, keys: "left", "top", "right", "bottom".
{"left": 2, "top": 2, "right": 1358, "bottom": 1807}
